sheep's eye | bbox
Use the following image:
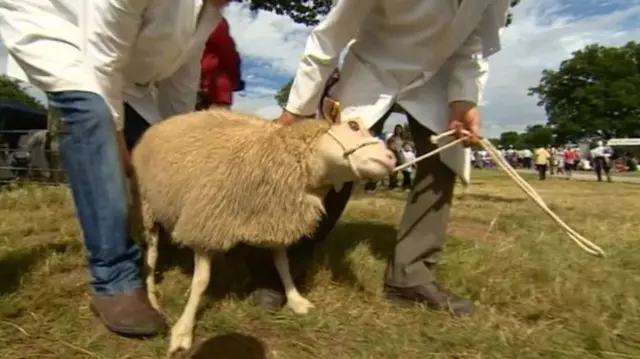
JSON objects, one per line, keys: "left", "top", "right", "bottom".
{"left": 347, "top": 121, "right": 360, "bottom": 131}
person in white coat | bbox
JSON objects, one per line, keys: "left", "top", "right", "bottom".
{"left": 251, "top": 0, "right": 510, "bottom": 316}
{"left": 0, "top": 0, "right": 226, "bottom": 336}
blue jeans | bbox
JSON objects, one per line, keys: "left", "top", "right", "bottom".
{"left": 46, "top": 91, "right": 148, "bottom": 295}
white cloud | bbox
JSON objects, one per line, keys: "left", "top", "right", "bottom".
{"left": 224, "top": 4, "right": 308, "bottom": 75}
{"left": 2, "top": 0, "right": 639, "bottom": 137}
{"left": 481, "top": 0, "right": 640, "bottom": 136}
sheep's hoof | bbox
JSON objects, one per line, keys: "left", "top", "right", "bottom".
{"left": 148, "top": 293, "right": 162, "bottom": 312}
{"left": 168, "top": 331, "right": 193, "bottom": 358}
{"left": 287, "top": 296, "right": 315, "bottom": 314}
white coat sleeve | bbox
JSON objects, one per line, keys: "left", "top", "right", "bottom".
{"left": 156, "top": 48, "right": 203, "bottom": 120}
{"left": 81, "top": 0, "right": 149, "bottom": 131}
{"left": 447, "top": 28, "right": 489, "bottom": 106}
{"left": 285, "top": 0, "right": 375, "bottom": 117}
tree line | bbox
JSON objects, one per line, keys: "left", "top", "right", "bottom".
{"left": 487, "top": 40, "right": 640, "bottom": 149}
{"left": 487, "top": 125, "right": 554, "bottom": 149}
{"left": 0, "top": 75, "right": 46, "bottom": 110}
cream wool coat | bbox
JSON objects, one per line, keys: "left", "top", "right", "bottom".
{"left": 0, "top": 0, "right": 221, "bottom": 130}
{"left": 286, "top": 0, "right": 510, "bottom": 183}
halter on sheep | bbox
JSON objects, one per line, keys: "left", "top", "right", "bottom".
{"left": 324, "top": 100, "right": 385, "bottom": 180}
{"left": 394, "top": 130, "right": 606, "bottom": 257}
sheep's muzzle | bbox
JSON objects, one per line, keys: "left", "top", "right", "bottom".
{"left": 325, "top": 129, "right": 383, "bottom": 180}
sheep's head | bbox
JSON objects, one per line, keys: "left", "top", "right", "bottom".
{"left": 315, "top": 98, "right": 396, "bottom": 188}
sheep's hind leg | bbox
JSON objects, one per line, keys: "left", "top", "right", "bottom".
{"left": 144, "top": 223, "right": 161, "bottom": 312}
{"left": 168, "top": 250, "right": 211, "bottom": 355}
{"left": 272, "top": 247, "right": 314, "bottom": 314}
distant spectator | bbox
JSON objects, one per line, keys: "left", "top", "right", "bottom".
{"left": 521, "top": 148, "right": 533, "bottom": 169}
{"left": 590, "top": 140, "right": 613, "bottom": 182}
{"left": 548, "top": 146, "right": 557, "bottom": 175}
{"left": 386, "top": 136, "right": 402, "bottom": 189}
{"left": 387, "top": 125, "right": 407, "bottom": 189}
{"left": 563, "top": 148, "right": 577, "bottom": 179}
{"left": 197, "top": 18, "right": 244, "bottom": 110}
{"left": 555, "top": 147, "right": 565, "bottom": 175}
{"left": 400, "top": 141, "right": 416, "bottom": 190}
{"left": 534, "top": 146, "right": 551, "bottom": 180}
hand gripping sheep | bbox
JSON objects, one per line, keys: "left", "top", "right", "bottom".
{"left": 129, "top": 98, "right": 396, "bottom": 355}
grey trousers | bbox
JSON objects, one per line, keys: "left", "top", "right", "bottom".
{"left": 384, "top": 115, "right": 456, "bottom": 287}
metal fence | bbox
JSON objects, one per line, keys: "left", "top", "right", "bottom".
{"left": 0, "top": 128, "right": 66, "bottom": 185}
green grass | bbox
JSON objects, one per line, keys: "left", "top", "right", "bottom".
{"left": 0, "top": 171, "right": 639, "bottom": 359}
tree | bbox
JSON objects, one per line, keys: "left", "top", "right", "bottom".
{"left": 240, "top": 0, "right": 331, "bottom": 27}
{"left": 521, "top": 124, "right": 554, "bottom": 148}
{"left": 528, "top": 41, "right": 640, "bottom": 143}
{"left": 491, "top": 124, "right": 555, "bottom": 150}
{"left": 272, "top": 0, "right": 521, "bottom": 105}
{"left": 274, "top": 77, "right": 293, "bottom": 108}
{"left": 245, "top": 0, "right": 520, "bottom": 27}
{"left": 0, "top": 75, "right": 45, "bottom": 110}
{"left": 498, "top": 131, "right": 522, "bottom": 148}
{"left": 487, "top": 137, "right": 500, "bottom": 148}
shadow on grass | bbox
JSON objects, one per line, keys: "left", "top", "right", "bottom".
{"left": 185, "top": 333, "right": 266, "bottom": 359}
{"left": 461, "top": 193, "right": 526, "bottom": 204}
{"left": 153, "top": 221, "right": 397, "bottom": 302}
{"left": 0, "top": 241, "right": 72, "bottom": 296}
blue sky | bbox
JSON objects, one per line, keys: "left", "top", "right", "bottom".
{"left": 2, "top": 0, "right": 640, "bottom": 136}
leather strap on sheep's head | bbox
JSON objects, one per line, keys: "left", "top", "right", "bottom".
{"left": 323, "top": 98, "right": 382, "bottom": 181}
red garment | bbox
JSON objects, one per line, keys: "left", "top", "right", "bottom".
{"left": 200, "top": 18, "right": 241, "bottom": 106}
{"left": 564, "top": 150, "right": 577, "bottom": 161}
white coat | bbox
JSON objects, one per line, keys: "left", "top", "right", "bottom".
{"left": 286, "top": 0, "right": 510, "bottom": 184}
{"left": 0, "top": 0, "right": 222, "bottom": 130}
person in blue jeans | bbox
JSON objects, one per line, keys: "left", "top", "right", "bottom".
{"left": 0, "top": 0, "right": 228, "bottom": 337}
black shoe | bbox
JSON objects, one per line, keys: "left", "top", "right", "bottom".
{"left": 250, "top": 288, "right": 286, "bottom": 310}
{"left": 384, "top": 282, "right": 472, "bottom": 316}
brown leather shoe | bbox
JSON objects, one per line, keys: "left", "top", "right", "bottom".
{"left": 384, "top": 282, "right": 472, "bottom": 316}
{"left": 90, "top": 288, "right": 166, "bottom": 337}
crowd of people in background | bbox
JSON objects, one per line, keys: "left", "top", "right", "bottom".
{"left": 472, "top": 141, "right": 639, "bottom": 183}
{"left": 365, "top": 124, "right": 417, "bottom": 194}
{"left": 360, "top": 130, "right": 640, "bottom": 194}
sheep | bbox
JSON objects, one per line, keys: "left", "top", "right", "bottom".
{"left": 130, "top": 98, "right": 397, "bottom": 355}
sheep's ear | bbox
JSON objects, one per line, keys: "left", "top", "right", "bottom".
{"left": 322, "top": 98, "right": 342, "bottom": 124}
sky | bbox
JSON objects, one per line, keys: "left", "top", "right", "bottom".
{"left": 1, "top": 0, "right": 640, "bottom": 137}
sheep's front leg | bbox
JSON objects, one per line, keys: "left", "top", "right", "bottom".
{"left": 168, "top": 250, "right": 211, "bottom": 355}
{"left": 272, "top": 247, "right": 314, "bottom": 314}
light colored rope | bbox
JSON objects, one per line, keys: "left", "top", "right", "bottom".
{"left": 392, "top": 129, "right": 606, "bottom": 257}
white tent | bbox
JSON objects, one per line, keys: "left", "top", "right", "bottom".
{"left": 607, "top": 138, "right": 640, "bottom": 147}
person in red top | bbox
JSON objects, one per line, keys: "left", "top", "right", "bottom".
{"left": 197, "top": 17, "right": 244, "bottom": 110}
{"left": 564, "top": 148, "right": 578, "bottom": 179}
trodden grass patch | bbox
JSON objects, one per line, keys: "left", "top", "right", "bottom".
{"left": 0, "top": 170, "right": 639, "bottom": 358}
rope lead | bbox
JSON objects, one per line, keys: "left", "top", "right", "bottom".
{"left": 392, "top": 129, "right": 606, "bottom": 257}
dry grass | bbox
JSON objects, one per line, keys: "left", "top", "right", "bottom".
{"left": 0, "top": 170, "right": 639, "bottom": 359}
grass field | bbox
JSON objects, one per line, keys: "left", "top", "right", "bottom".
{"left": 0, "top": 171, "right": 639, "bottom": 359}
